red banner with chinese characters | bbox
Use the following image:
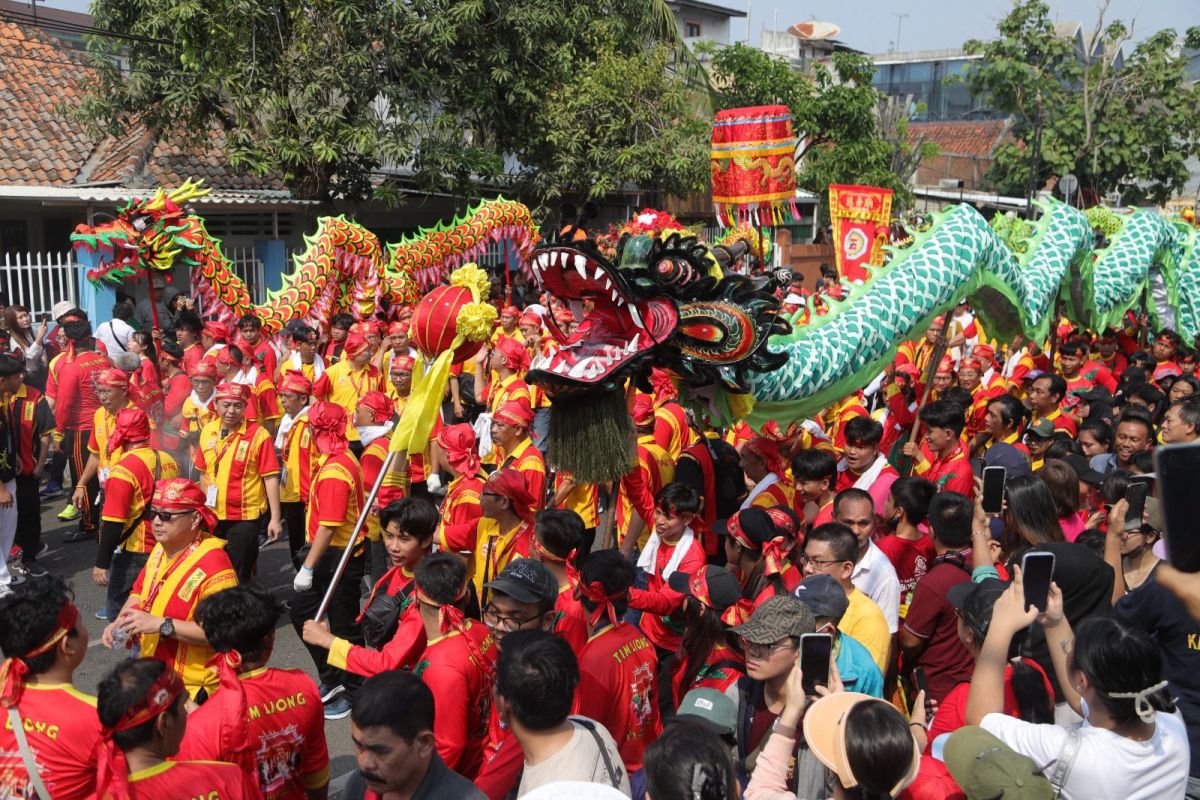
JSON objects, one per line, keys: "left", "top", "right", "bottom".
{"left": 828, "top": 184, "right": 893, "bottom": 283}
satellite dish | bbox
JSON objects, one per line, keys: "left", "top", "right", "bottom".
{"left": 787, "top": 21, "right": 841, "bottom": 40}
{"left": 1058, "top": 173, "right": 1079, "bottom": 199}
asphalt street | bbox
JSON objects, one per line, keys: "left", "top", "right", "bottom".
{"left": 27, "top": 496, "right": 361, "bottom": 797}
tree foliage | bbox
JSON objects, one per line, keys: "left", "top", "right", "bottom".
{"left": 964, "top": 0, "right": 1200, "bottom": 205}
{"left": 706, "top": 45, "right": 927, "bottom": 224}
{"left": 78, "top": 0, "right": 710, "bottom": 207}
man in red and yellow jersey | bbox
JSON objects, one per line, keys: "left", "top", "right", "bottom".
{"left": 649, "top": 368, "right": 694, "bottom": 461}
{"left": 384, "top": 356, "right": 429, "bottom": 492}
{"left": 181, "top": 358, "right": 219, "bottom": 449}
{"left": 824, "top": 391, "right": 871, "bottom": 453}
{"left": 1093, "top": 328, "right": 1128, "bottom": 378}
{"left": 739, "top": 436, "right": 795, "bottom": 511}
{"left": 290, "top": 401, "right": 366, "bottom": 718}
{"left": 95, "top": 408, "right": 179, "bottom": 622}
{"left": 102, "top": 479, "right": 239, "bottom": 698}
{"left": 276, "top": 370, "right": 316, "bottom": 561}
{"left": 279, "top": 324, "right": 324, "bottom": 384}
{"left": 551, "top": 470, "right": 598, "bottom": 552}
{"left": 434, "top": 424, "right": 485, "bottom": 546}
{"left": 313, "top": 332, "right": 383, "bottom": 450}
{"left": 356, "top": 389, "right": 398, "bottom": 584}
{"left": 894, "top": 315, "right": 945, "bottom": 377}
{"left": 439, "top": 468, "right": 536, "bottom": 604}
{"left": 71, "top": 368, "right": 135, "bottom": 532}
{"left": 216, "top": 344, "right": 283, "bottom": 434}
{"left": 236, "top": 313, "right": 279, "bottom": 380}
{"left": 0, "top": 578, "right": 103, "bottom": 799}
{"left": 194, "top": 382, "right": 284, "bottom": 583}
{"left": 492, "top": 305, "right": 524, "bottom": 345}
{"left": 957, "top": 356, "right": 1004, "bottom": 445}
{"left": 94, "top": 659, "right": 258, "bottom": 799}
{"left": 616, "top": 396, "right": 675, "bottom": 550}
{"left": 903, "top": 400, "right": 974, "bottom": 497}
{"left": 492, "top": 396, "right": 546, "bottom": 508}
{"left": 174, "top": 312, "right": 205, "bottom": 375}
{"left": 183, "top": 584, "right": 330, "bottom": 800}
{"left": 158, "top": 342, "right": 192, "bottom": 462}
{"left": 475, "top": 336, "right": 531, "bottom": 449}
{"left": 0, "top": 354, "right": 55, "bottom": 574}
{"left": 1152, "top": 329, "right": 1184, "bottom": 382}
{"left": 47, "top": 316, "right": 108, "bottom": 539}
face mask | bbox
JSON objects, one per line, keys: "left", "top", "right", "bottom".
{"left": 885, "top": 512, "right": 902, "bottom": 531}
{"left": 1079, "top": 696, "right": 1091, "bottom": 722}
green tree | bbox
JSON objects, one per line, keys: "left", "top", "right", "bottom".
{"left": 964, "top": 0, "right": 1200, "bottom": 206}
{"left": 78, "top": 0, "right": 710, "bottom": 207}
{"left": 706, "top": 46, "right": 925, "bottom": 224}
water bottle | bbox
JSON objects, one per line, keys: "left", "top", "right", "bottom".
{"left": 110, "top": 627, "right": 140, "bottom": 659}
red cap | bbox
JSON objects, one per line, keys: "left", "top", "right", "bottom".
{"left": 277, "top": 369, "right": 312, "bottom": 395}
{"left": 631, "top": 395, "right": 655, "bottom": 426}
{"left": 189, "top": 359, "right": 219, "bottom": 381}
{"left": 936, "top": 355, "right": 956, "bottom": 375}
{"left": 494, "top": 335, "right": 531, "bottom": 372}
{"left": 437, "top": 423, "right": 480, "bottom": 477}
{"left": 959, "top": 357, "right": 983, "bottom": 373}
{"left": 743, "top": 436, "right": 785, "bottom": 477}
{"left": 95, "top": 368, "right": 129, "bottom": 389}
{"left": 390, "top": 355, "right": 416, "bottom": 373}
{"left": 151, "top": 478, "right": 218, "bottom": 532}
{"left": 109, "top": 407, "right": 151, "bottom": 452}
{"left": 387, "top": 320, "right": 410, "bottom": 337}
{"left": 342, "top": 333, "right": 370, "bottom": 358}
{"left": 484, "top": 468, "right": 535, "bottom": 523}
{"left": 494, "top": 396, "right": 534, "bottom": 428}
{"left": 213, "top": 382, "right": 251, "bottom": 404}
{"left": 307, "top": 401, "right": 349, "bottom": 455}
{"left": 203, "top": 321, "right": 230, "bottom": 341}
{"left": 519, "top": 310, "right": 542, "bottom": 328}
{"left": 359, "top": 390, "right": 393, "bottom": 424}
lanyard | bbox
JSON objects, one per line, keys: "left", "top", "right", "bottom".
{"left": 140, "top": 540, "right": 200, "bottom": 613}
{"left": 211, "top": 427, "right": 244, "bottom": 469}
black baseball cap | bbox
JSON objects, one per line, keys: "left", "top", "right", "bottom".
{"left": 484, "top": 558, "right": 558, "bottom": 605}
{"left": 1060, "top": 454, "right": 1106, "bottom": 486}
{"left": 667, "top": 566, "right": 742, "bottom": 613}
{"left": 1075, "top": 386, "right": 1110, "bottom": 404}
{"left": 793, "top": 574, "right": 850, "bottom": 621}
{"left": 946, "top": 578, "right": 1008, "bottom": 639}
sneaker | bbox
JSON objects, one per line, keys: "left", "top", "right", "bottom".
{"left": 95, "top": 608, "right": 108, "bottom": 620}
{"left": 8, "top": 561, "right": 28, "bottom": 581}
{"left": 257, "top": 534, "right": 269, "bottom": 550}
{"left": 57, "top": 504, "right": 80, "bottom": 521}
{"left": 32, "top": 543, "right": 49, "bottom": 560}
{"left": 6, "top": 574, "right": 25, "bottom": 587}
{"left": 318, "top": 682, "right": 345, "bottom": 704}
{"left": 6, "top": 546, "right": 19, "bottom": 564}
{"left": 39, "top": 481, "right": 62, "bottom": 499}
{"left": 323, "top": 694, "right": 352, "bottom": 720}
{"left": 63, "top": 529, "right": 92, "bottom": 544}
{"left": 23, "top": 561, "right": 48, "bottom": 578}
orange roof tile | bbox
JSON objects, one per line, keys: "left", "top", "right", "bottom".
{"left": 907, "top": 119, "right": 1013, "bottom": 159}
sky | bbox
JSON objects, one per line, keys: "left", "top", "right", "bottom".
{"left": 26, "top": 0, "right": 1200, "bottom": 54}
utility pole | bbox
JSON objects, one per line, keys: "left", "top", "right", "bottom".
{"left": 892, "top": 12, "right": 909, "bottom": 54}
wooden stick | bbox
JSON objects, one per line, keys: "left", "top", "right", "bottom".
{"left": 904, "top": 328, "right": 950, "bottom": 475}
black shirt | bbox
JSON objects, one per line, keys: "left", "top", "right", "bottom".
{"left": 342, "top": 752, "right": 487, "bottom": 800}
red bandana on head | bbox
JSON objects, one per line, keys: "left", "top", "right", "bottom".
{"left": 0, "top": 602, "right": 79, "bottom": 708}
{"left": 95, "top": 669, "right": 185, "bottom": 800}
{"left": 494, "top": 335, "right": 531, "bottom": 373}
{"left": 152, "top": 477, "right": 217, "bottom": 533}
{"left": 108, "top": 407, "right": 152, "bottom": 452}
{"left": 437, "top": 423, "right": 480, "bottom": 477}
{"left": 566, "top": 561, "right": 623, "bottom": 629}
{"left": 307, "top": 400, "right": 349, "bottom": 456}
{"left": 744, "top": 436, "right": 785, "bottom": 478}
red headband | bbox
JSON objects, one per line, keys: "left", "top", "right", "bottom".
{"left": 151, "top": 478, "right": 218, "bottom": 532}
{"left": 359, "top": 390, "right": 393, "bottom": 424}
{"left": 96, "top": 669, "right": 185, "bottom": 800}
{"left": 308, "top": 401, "right": 349, "bottom": 456}
{"left": 0, "top": 602, "right": 79, "bottom": 708}
{"left": 631, "top": 395, "right": 655, "bottom": 426}
{"left": 494, "top": 396, "right": 534, "bottom": 428}
{"left": 744, "top": 437, "right": 785, "bottom": 478}
{"left": 213, "top": 382, "right": 250, "bottom": 404}
{"left": 494, "top": 335, "right": 531, "bottom": 373}
{"left": 96, "top": 368, "right": 130, "bottom": 389}
{"left": 278, "top": 369, "right": 313, "bottom": 396}
{"left": 484, "top": 469, "right": 536, "bottom": 523}
{"left": 566, "top": 561, "right": 623, "bottom": 629}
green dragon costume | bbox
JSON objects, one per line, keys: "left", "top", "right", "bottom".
{"left": 73, "top": 180, "right": 541, "bottom": 333}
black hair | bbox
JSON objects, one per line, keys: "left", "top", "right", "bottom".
{"left": 159, "top": 340, "right": 184, "bottom": 363}
{"left": 290, "top": 324, "right": 317, "bottom": 343}
{"left": 1002, "top": 474, "right": 1064, "bottom": 549}
{"left": 1127, "top": 384, "right": 1165, "bottom": 421}
{"left": 174, "top": 310, "right": 202, "bottom": 334}
{"left": 131, "top": 330, "right": 157, "bottom": 363}
{"left": 833, "top": 487, "right": 874, "bottom": 518}
{"left": 1043, "top": 437, "right": 1081, "bottom": 460}
{"left": 1101, "top": 469, "right": 1131, "bottom": 505}
{"left": 843, "top": 416, "right": 883, "bottom": 446}
{"left": 495, "top": 630, "right": 578, "bottom": 730}
{"left": 535, "top": 509, "right": 583, "bottom": 559}
{"left": 1170, "top": 375, "right": 1200, "bottom": 399}
{"left": 578, "top": 549, "right": 633, "bottom": 618}
{"left": 1128, "top": 352, "right": 1154, "bottom": 371}
{"left": 379, "top": 498, "right": 438, "bottom": 541}
{"left": 0, "top": 353, "right": 24, "bottom": 377}
{"left": 221, "top": 345, "right": 245, "bottom": 366}
{"left": 1130, "top": 450, "right": 1154, "bottom": 474}
{"left": 97, "top": 658, "right": 181, "bottom": 752}
{"left": 1116, "top": 407, "right": 1156, "bottom": 440}
{"left": 1033, "top": 373, "right": 1067, "bottom": 403}
{"left": 791, "top": 448, "right": 837, "bottom": 483}
{"left": 807, "top": 523, "right": 858, "bottom": 563}
{"left": 927, "top": 492, "right": 973, "bottom": 548}
{"left": 942, "top": 387, "right": 974, "bottom": 416}
{"left": 1156, "top": 328, "right": 1182, "bottom": 347}
{"left": 920, "top": 399, "right": 966, "bottom": 436}
{"left": 195, "top": 584, "right": 282, "bottom": 664}
{"left": 988, "top": 394, "right": 1027, "bottom": 430}
{"left": 1059, "top": 340, "right": 1089, "bottom": 358}
{"left": 351, "top": 670, "right": 435, "bottom": 741}
{"left": 0, "top": 575, "right": 78, "bottom": 675}
{"left": 61, "top": 319, "right": 92, "bottom": 343}
{"left": 1070, "top": 616, "right": 1174, "bottom": 725}
{"left": 656, "top": 482, "right": 701, "bottom": 516}
{"left": 1074, "top": 528, "right": 1107, "bottom": 559}
{"left": 889, "top": 477, "right": 936, "bottom": 525}
{"left": 842, "top": 701, "right": 916, "bottom": 799}
{"left": 331, "top": 313, "right": 354, "bottom": 330}
{"left": 112, "top": 300, "right": 135, "bottom": 322}
{"left": 644, "top": 720, "right": 738, "bottom": 800}
{"left": 413, "top": 551, "right": 468, "bottom": 605}
{"left": 238, "top": 314, "right": 262, "bottom": 330}
{"left": 677, "top": 595, "right": 739, "bottom": 704}
{"left": 1079, "top": 418, "right": 1113, "bottom": 450}
{"left": 1037, "top": 460, "right": 1079, "bottom": 517}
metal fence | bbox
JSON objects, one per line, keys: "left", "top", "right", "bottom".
{"left": 223, "top": 245, "right": 267, "bottom": 304}
{"left": 0, "top": 251, "right": 77, "bottom": 318}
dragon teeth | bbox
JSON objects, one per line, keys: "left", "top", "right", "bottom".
{"left": 549, "top": 251, "right": 560, "bottom": 267}
{"left": 567, "top": 358, "right": 590, "bottom": 379}
{"left": 593, "top": 266, "right": 604, "bottom": 281}
{"left": 628, "top": 306, "right": 644, "bottom": 329}
{"left": 611, "top": 289, "right": 619, "bottom": 304}
{"left": 553, "top": 360, "right": 569, "bottom": 375}
{"left": 574, "top": 260, "right": 588, "bottom": 281}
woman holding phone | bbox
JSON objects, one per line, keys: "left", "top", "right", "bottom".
{"left": 1102, "top": 496, "right": 1162, "bottom": 604}
{"left": 966, "top": 571, "right": 1188, "bottom": 799}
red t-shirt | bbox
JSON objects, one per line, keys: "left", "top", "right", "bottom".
{"left": 0, "top": 683, "right": 102, "bottom": 799}
{"left": 576, "top": 623, "right": 662, "bottom": 772}
{"left": 627, "top": 535, "right": 707, "bottom": 652}
{"left": 876, "top": 533, "right": 936, "bottom": 618}
{"left": 177, "top": 667, "right": 329, "bottom": 800}
{"left": 127, "top": 759, "right": 261, "bottom": 799}
{"left": 902, "top": 558, "right": 976, "bottom": 703}
{"left": 922, "top": 443, "right": 974, "bottom": 498}
{"left": 182, "top": 342, "right": 204, "bottom": 375}
{"left": 334, "top": 568, "right": 426, "bottom": 677}
{"left": 414, "top": 620, "right": 495, "bottom": 779}
{"left": 927, "top": 659, "right": 1054, "bottom": 745}
{"left": 162, "top": 372, "right": 192, "bottom": 449}
{"left": 50, "top": 349, "right": 108, "bottom": 431}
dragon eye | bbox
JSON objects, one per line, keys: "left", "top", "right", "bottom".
{"left": 131, "top": 215, "right": 151, "bottom": 233}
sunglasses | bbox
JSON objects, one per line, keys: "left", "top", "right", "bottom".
{"left": 147, "top": 509, "right": 195, "bottom": 523}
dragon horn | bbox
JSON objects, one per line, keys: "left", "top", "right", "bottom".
{"left": 168, "top": 178, "right": 212, "bottom": 205}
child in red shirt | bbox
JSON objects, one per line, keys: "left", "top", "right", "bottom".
{"left": 181, "top": 584, "right": 329, "bottom": 800}
{"left": 877, "top": 477, "right": 938, "bottom": 620}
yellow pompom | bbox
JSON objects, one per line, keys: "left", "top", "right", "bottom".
{"left": 728, "top": 392, "right": 755, "bottom": 420}
{"left": 456, "top": 302, "right": 498, "bottom": 342}
{"left": 450, "top": 263, "right": 492, "bottom": 301}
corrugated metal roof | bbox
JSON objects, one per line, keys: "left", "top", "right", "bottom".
{"left": 0, "top": 184, "right": 317, "bottom": 206}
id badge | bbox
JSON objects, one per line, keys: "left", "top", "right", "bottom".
{"left": 98, "top": 467, "right": 110, "bottom": 486}
{"left": 279, "top": 466, "right": 289, "bottom": 489}
{"left": 206, "top": 484, "right": 219, "bottom": 508}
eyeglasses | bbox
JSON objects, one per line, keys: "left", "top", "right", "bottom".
{"left": 797, "top": 554, "right": 847, "bottom": 569}
{"left": 148, "top": 509, "right": 194, "bottom": 523}
{"left": 482, "top": 605, "right": 539, "bottom": 631}
{"left": 742, "top": 638, "right": 796, "bottom": 659}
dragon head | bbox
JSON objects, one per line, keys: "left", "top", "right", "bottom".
{"left": 72, "top": 179, "right": 212, "bottom": 286}
{"left": 526, "top": 227, "right": 789, "bottom": 399}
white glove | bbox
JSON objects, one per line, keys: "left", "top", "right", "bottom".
{"left": 293, "top": 566, "right": 314, "bottom": 593}
{"left": 427, "top": 473, "right": 442, "bottom": 494}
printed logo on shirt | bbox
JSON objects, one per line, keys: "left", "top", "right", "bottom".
{"left": 236, "top": 441, "right": 250, "bottom": 461}
{"left": 177, "top": 568, "right": 208, "bottom": 602}
{"left": 254, "top": 723, "right": 308, "bottom": 798}
{"left": 22, "top": 404, "right": 33, "bottom": 422}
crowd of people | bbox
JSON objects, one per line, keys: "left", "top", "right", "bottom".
{"left": 0, "top": 276, "right": 1198, "bottom": 800}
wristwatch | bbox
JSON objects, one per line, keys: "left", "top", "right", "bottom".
{"left": 159, "top": 617, "right": 175, "bottom": 638}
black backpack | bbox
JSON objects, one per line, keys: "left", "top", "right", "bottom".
{"left": 707, "top": 436, "right": 746, "bottom": 519}
{"left": 360, "top": 581, "right": 415, "bottom": 649}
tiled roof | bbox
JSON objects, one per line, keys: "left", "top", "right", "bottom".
{"left": 0, "top": 18, "right": 287, "bottom": 193}
{"left": 0, "top": 20, "right": 99, "bottom": 185}
{"left": 908, "top": 119, "right": 1013, "bottom": 158}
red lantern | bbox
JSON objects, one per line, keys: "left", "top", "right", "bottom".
{"left": 409, "top": 285, "right": 485, "bottom": 364}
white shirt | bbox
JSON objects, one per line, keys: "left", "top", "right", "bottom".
{"left": 982, "top": 711, "right": 1189, "bottom": 800}
{"left": 851, "top": 540, "right": 901, "bottom": 633}
{"left": 95, "top": 318, "right": 135, "bottom": 354}
{"left": 517, "top": 717, "right": 630, "bottom": 797}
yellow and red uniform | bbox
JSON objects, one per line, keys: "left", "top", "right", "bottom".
{"left": 279, "top": 415, "right": 316, "bottom": 505}
{"left": 439, "top": 516, "right": 535, "bottom": 602}
{"left": 964, "top": 378, "right": 1005, "bottom": 439}
{"left": 913, "top": 441, "right": 975, "bottom": 497}
{"left": 653, "top": 400, "right": 693, "bottom": 461}
{"left": 618, "top": 434, "right": 675, "bottom": 547}
{"left": 328, "top": 566, "right": 425, "bottom": 677}
{"left": 1031, "top": 406, "right": 1077, "bottom": 438}
{"left": 824, "top": 394, "right": 870, "bottom": 452}
{"left": 125, "top": 760, "right": 260, "bottom": 799}
{"left": 307, "top": 450, "right": 364, "bottom": 548}
{"left": 101, "top": 447, "right": 180, "bottom": 555}
{"left": 312, "top": 360, "right": 384, "bottom": 441}
{"left": 131, "top": 536, "right": 239, "bottom": 697}
{"left": 181, "top": 393, "right": 217, "bottom": 441}
{"left": 89, "top": 400, "right": 135, "bottom": 480}
{"left": 576, "top": 622, "right": 661, "bottom": 773}
{"left": 895, "top": 338, "right": 941, "bottom": 376}
{"left": 194, "top": 418, "right": 280, "bottom": 520}
{"left": 414, "top": 620, "right": 496, "bottom": 778}
{"left": 245, "top": 371, "right": 282, "bottom": 425}
{"left": 160, "top": 372, "right": 191, "bottom": 451}
{"left": 0, "top": 683, "right": 102, "bottom": 799}
{"left": 554, "top": 471, "right": 599, "bottom": 530}
{"left": 500, "top": 437, "right": 546, "bottom": 511}
{"left": 435, "top": 474, "right": 485, "bottom": 546}
{"left": 4, "top": 384, "right": 54, "bottom": 476}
